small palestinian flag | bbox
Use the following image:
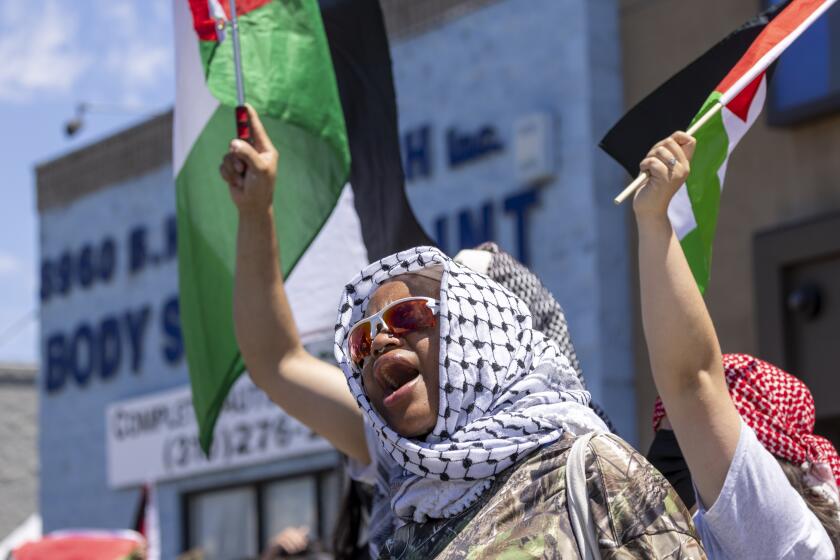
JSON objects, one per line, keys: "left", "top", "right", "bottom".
{"left": 601, "top": 0, "right": 837, "bottom": 293}
{"left": 174, "top": 0, "right": 431, "bottom": 452}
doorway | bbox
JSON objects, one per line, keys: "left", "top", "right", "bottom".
{"left": 755, "top": 212, "right": 840, "bottom": 446}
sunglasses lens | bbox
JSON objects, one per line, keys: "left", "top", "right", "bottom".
{"left": 383, "top": 299, "right": 436, "bottom": 334}
{"left": 348, "top": 321, "right": 372, "bottom": 365}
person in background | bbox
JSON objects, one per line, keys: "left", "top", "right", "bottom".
{"left": 633, "top": 130, "right": 840, "bottom": 558}
{"left": 261, "top": 526, "right": 330, "bottom": 560}
{"left": 175, "top": 548, "right": 204, "bottom": 560}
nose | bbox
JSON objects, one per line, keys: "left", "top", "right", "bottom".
{"left": 370, "top": 321, "right": 402, "bottom": 358}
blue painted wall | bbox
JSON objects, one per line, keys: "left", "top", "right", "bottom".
{"left": 391, "top": 0, "right": 636, "bottom": 439}
{"left": 37, "top": 166, "right": 340, "bottom": 559}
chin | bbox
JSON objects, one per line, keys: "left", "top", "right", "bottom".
{"left": 382, "top": 408, "right": 436, "bottom": 438}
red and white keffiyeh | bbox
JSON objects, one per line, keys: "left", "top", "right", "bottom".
{"left": 653, "top": 353, "right": 840, "bottom": 505}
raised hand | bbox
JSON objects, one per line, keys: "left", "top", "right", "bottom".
{"left": 632, "top": 131, "right": 696, "bottom": 220}
{"left": 219, "top": 104, "right": 279, "bottom": 216}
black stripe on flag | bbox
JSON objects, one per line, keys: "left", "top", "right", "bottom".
{"left": 321, "top": 0, "right": 435, "bottom": 259}
{"left": 599, "top": 0, "right": 791, "bottom": 177}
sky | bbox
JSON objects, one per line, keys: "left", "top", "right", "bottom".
{"left": 0, "top": 0, "right": 175, "bottom": 364}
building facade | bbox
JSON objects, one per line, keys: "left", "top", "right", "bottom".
{"left": 32, "top": 0, "right": 696, "bottom": 557}
{"left": 36, "top": 114, "right": 342, "bottom": 560}
{"left": 390, "top": 0, "right": 636, "bottom": 436}
{"left": 36, "top": 0, "right": 840, "bottom": 557}
{"left": 0, "top": 364, "right": 38, "bottom": 547}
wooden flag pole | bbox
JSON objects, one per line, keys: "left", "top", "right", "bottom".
{"left": 613, "top": 101, "right": 724, "bottom": 205}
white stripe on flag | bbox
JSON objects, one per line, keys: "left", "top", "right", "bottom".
{"left": 286, "top": 184, "right": 369, "bottom": 343}
{"left": 668, "top": 184, "right": 698, "bottom": 240}
{"left": 173, "top": 0, "right": 221, "bottom": 175}
{"left": 668, "top": 75, "right": 767, "bottom": 241}
{"left": 718, "top": 75, "right": 768, "bottom": 191}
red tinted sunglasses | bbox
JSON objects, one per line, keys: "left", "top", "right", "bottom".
{"left": 347, "top": 297, "right": 439, "bottom": 366}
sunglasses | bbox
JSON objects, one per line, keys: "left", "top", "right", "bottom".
{"left": 347, "top": 297, "right": 439, "bottom": 366}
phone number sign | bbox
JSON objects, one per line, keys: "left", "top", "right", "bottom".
{"left": 105, "top": 375, "right": 332, "bottom": 488}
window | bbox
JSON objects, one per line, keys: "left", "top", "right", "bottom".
{"left": 188, "top": 487, "right": 258, "bottom": 560}
{"left": 185, "top": 470, "right": 341, "bottom": 560}
{"left": 766, "top": 0, "right": 840, "bottom": 125}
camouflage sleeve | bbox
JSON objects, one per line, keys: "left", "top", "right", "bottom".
{"left": 587, "top": 434, "right": 707, "bottom": 559}
{"left": 383, "top": 434, "right": 706, "bottom": 559}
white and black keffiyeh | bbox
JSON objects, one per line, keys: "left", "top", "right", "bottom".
{"left": 334, "top": 246, "right": 607, "bottom": 521}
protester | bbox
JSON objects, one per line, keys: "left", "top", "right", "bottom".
{"left": 633, "top": 131, "right": 840, "bottom": 558}
{"left": 220, "top": 106, "right": 704, "bottom": 558}
{"left": 336, "top": 242, "right": 615, "bottom": 558}
{"left": 260, "top": 526, "right": 331, "bottom": 560}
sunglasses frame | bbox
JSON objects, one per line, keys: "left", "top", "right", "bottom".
{"left": 347, "top": 296, "right": 439, "bottom": 366}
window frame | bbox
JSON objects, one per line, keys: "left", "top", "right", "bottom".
{"left": 181, "top": 467, "right": 342, "bottom": 558}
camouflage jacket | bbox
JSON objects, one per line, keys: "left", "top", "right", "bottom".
{"left": 378, "top": 433, "right": 705, "bottom": 559}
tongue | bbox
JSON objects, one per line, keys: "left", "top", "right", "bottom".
{"left": 382, "top": 362, "right": 420, "bottom": 393}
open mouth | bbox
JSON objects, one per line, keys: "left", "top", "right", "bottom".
{"left": 374, "top": 355, "right": 421, "bottom": 403}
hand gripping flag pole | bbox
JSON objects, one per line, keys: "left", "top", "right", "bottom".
{"left": 228, "top": 0, "right": 254, "bottom": 144}
{"left": 611, "top": 0, "right": 838, "bottom": 206}
{"left": 612, "top": 105, "right": 722, "bottom": 205}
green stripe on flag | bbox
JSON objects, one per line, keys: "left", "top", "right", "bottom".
{"left": 177, "top": 0, "right": 351, "bottom": 453}
{"left": 682, "top": 93, "right": 730, "bottom": 294}
{"left": 199, "top": 0, "right": 350, "bottom": 168}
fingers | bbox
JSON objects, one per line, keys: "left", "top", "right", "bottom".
{"left": 640, "top": 156, "right": 669, "bottom": 182}
{"left": 219, "top": 153, "right": 244, "bottom": 189}
{"left": 229, "top": 138, "right": 264, "bottom": 172}
{"left": 647, "top": 145, "right": 678, "bottom": 170}
{"left": 644, "top": 132, "right": 694, "bottom": 178}
{"left": 275, "top": 527, "right": 308, "bottom": 554}
{"left": 673, "top": 131, "right": 697, "bottom": 160}
{"left": 245, "top": 104, "right": 274, "bottom": 155}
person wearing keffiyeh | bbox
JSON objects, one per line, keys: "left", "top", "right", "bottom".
{"left": 633, "top": 131, "right": 840, "bottom": 559}
{"left": 220, "top": 107, "right": 705, "bottom": 559}
{"left": 650, "top": 354, "right": 840, "bottom": 514}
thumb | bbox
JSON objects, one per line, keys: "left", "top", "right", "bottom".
{"left": 229, "top": 138, "right": 264, "bottom": 171}
{"left": 245, "top": 104, "right": 274, "bottom": 155}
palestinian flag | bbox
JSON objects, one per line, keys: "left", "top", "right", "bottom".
{"left": 174, "top": 0, "right": 431, "bottom": 452}
{"left": 601, "top": 0, "right": 837, "bottom": 293}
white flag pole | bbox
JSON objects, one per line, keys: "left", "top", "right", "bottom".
{"left": 613, "top": 0, "right": 839, "bottom": 206}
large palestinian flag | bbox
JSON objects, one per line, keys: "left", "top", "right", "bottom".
{"left": 601, "top": 0, "right": 837, "bottom": 293}
{"left": 174, "top": 0, "right": 431, "bottom": 452}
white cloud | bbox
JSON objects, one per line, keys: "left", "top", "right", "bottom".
{"left": 100, "top": 0, "right": 174, "bottom": 105}
{"left": 103, "top": 2, "right": 136, "bottom": 25}
{"left": 106, "top": 43, "right": 172, "bottom": 91}
{"left": 0, "top": 253, "right": 20, "bottom": 276}
{"left": 0, "top": 0, "right": 91, "bottom": 101}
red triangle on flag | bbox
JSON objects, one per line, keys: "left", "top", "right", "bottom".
{"left": 726, "top": 72, "right": 765, "bottom": 122}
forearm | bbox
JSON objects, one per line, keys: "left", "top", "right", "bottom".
{"left": 233, "top": 208, "right": 369, "bottom": 463}
{"left": 637, "top": 214, "right": 740, "bottom": 505}
{"left": 234, "top": 208, "right": 302, "bottom": 379}
{"left": 222, "top": 108, "right": 368, "bottom": 464}
{"left": 637, "top": 216, "right": 722, "bottom": 394}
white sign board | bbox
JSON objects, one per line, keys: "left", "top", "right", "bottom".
{"left": 514, "top": 112, "right": 555, "bottom": 184}
{"left": 106, "top": 375, "right": 332, "bottom": 488}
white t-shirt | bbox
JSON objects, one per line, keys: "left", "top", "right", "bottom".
{"left": 693, "top": 420, "right": 835, "bottom": 559}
